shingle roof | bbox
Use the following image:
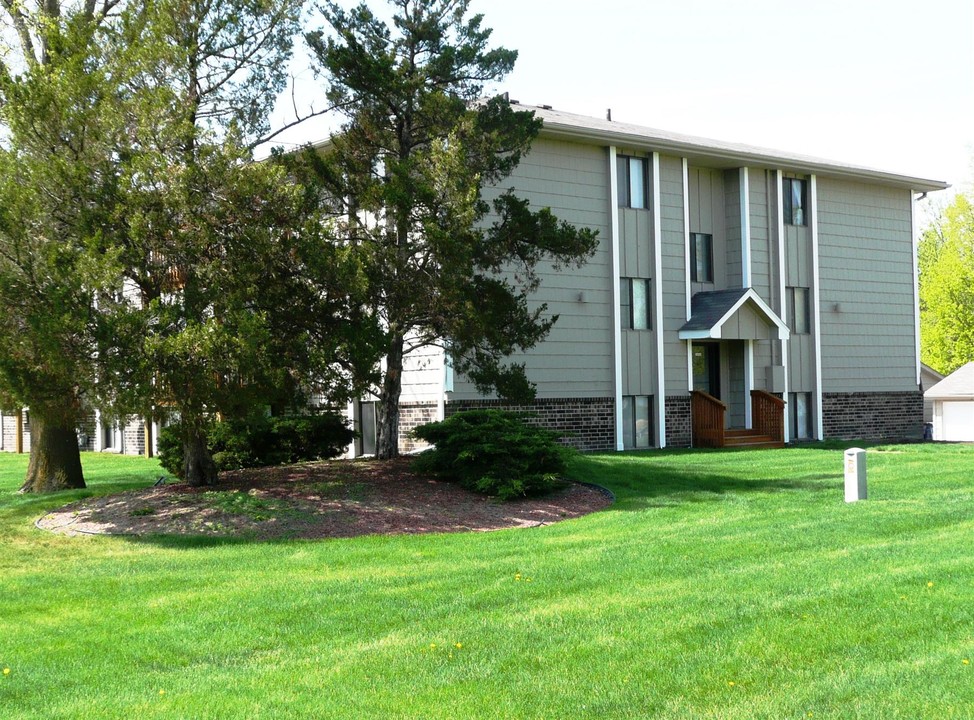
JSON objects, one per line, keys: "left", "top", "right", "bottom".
{"left": 925, "top": 362, "right": 974, "bottom": 399}
{"left": 680, "top": 288, "right": 751, "bottom": 332}
{"left": 518, "top": 103, "right": 948, "bottom": 193}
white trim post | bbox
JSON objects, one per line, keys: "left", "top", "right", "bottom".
{"left": 911, "top": 190, "right": 921, "bottom": 387}
{"left": 745, "top": 340, "right": 754, "bottom": 429}
{"left": 810, "top": 174, "right": 824, "bottom": 440}
{"left": 740, "top": 167, "right": 751, "bottom": 288}
{"left": 609, "top": 146, "right": 624, "bottom": 451}
{"left": 777, "top": 170, "right": 790, "bottom": 443}
{"left": 683, "top": 158, "right": 693, "bottom": 392}
{"left": 652, "top": 152, "right": 666, "bottom": 448}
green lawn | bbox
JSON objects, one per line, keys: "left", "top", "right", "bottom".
{"left": 1, "top": 443, "right": 973, "bottom": 719}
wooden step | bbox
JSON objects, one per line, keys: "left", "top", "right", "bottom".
{"left": 723, "top": 429, "right": 784, "bottom": 449}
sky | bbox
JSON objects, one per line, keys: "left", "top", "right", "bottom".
{"left": 267, "top": 0, "right": 974, "bottom": 209}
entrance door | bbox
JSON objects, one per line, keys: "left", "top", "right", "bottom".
{"left": 692, "top": 343, "right": 721, "bottom": 399}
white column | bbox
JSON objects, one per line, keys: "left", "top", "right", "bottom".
{"left": 745, "top": 340, "right": 754, "bottom": 429}
{"left": 652, "top": 152, "right": 666, "bottom": 448}
{"left": 911, "top": 190, "right": 921, "bottom": 387}
{"left": 776, "top": 170, "right": 790, "bottom": 443}
{"left": 609, "top": 146, "right": 624, "bottom": 451}
{"left": 810, "top": 174, "right": 824, "bottom": 440}
{"left": 683, "top": 159, "right": 693, "bottom": 392}
{"left": 345, "top": 400, "right": 357, "bottom": 459}
{"left": 740, "top": 167, "right": 751, "bottom": 288}
{"left": 94, "top": 409, "right": 104, "bottom": 452}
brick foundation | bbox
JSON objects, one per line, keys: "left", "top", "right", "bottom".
{"left": 822, "top": 391, "right": 923, "bottom": 441}
{"left": 398, "top": 402, "right": 440, "bottom": 453}
{"left": 665, "top": 395, "right": 692, "bottom": 447}
{"left": 443, "top": 397, "right": 615, "bottom": 452}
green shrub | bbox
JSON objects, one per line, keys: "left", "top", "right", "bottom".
{"left": 158, "top": 412, "right": 353, "bottom": 479}
{"left": 412, "top": 410, "right": 575, "bottom": 500}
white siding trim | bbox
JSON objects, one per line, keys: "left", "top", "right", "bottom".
{"left": 776, "top": 170, "right": 790, "bottom": 443}
{"left": 683, "top": 158, "right": 692, "bottom": 321}
{"left": 653, "top": 152, "right": 666, "bottom": 448}
{"left": 683, "top": 158, "right": 693, "bottom": 392}
{"left": 740, "top": 167, "right": 751, "bottom": 288}
{"left": 810, "top": 174, "right": 824, "bottom": 440}
{"left": 745, "top": 340, "right": 754, "bottom": 429}
{"left": 0, "top": 411, "right": 4, "bottom": 451}
{"left": 609, "top": 146, "right": 624, "bottom": 451}
{"left": 911, "top": 190, "right": 921, "bottom": 387}
{"left": 94, "top": 408, "right": 104, "bottom": 452}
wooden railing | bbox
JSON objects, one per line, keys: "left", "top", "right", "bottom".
{"left": 751, "top": 390, "right": 785, "bottom": 444}
{"left": 691, "top": 390, "right": 727, "bottom": 448}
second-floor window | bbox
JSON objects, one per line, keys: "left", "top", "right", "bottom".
{"left": 783, "top": 178, "right": 807, "bottom": 226}
{"left": 690, "top": 232, "right": 714, "bottom": 282}
{"left": 621, "top": 278, "right": 651, "bottom": 330}
{"left": 788, "top": 286, "right": 810, "bottom": 334}
{"left": 617, "top": 155, "right": 648, "bottom": 209}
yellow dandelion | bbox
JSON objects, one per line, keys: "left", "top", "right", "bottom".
{"left": 429, "top": 643, "right": 436, "bottom": 650}
{"left": 526, "top": 578, "right": 533, "bottom": 583}
{"left": 927, "top": 581, "right": 934, "bottom": 587}
{"left": 159, "top": 690, "right": 165, "bottom": 696}
{"left": 2, "top": 668, "right": 9, "bottom": 676}
{"left": 727, "top": 681, "right": 735, "bottom": 687}
{"left": 963, "top": 659, "right": 970, "bottom": 665}
{"left": 455, "top": 642, "right": 462, "bottom": 649}
{"left": 514, "top": 573, "right": 521, "bottom": 580}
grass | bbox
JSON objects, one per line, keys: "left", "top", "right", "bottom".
{"left": 1, "top": 443, "right": 973, "bottom": 718}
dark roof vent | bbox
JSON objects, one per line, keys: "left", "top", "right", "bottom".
{"left": 539, "top": 104, "right": 552, "bottom": 110}
{"left": 607, "top": 108, "right": 612, "bottom": 121}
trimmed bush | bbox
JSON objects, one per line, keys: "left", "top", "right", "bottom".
{"left": 412, "top": 409, "right": 575, "bottom": 499}
{"left": 158, "top": 412, "right": 353, "bottom": 479}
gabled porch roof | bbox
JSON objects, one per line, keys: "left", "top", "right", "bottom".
{"left": 678, "top": 288, "right": 790, "bottom": 342}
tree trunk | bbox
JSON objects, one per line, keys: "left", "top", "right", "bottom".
{"left": 182, "top": 427, "right": 217, "bottom": 487}
{"left": 19, "top": 414, "right": 85, "bottom": 493}
{"left": 375, "top": 333, "right": 405, "bottom": 460}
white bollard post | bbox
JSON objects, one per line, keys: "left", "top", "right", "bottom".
{"left": 844, "top": 448, "right": 867, "bottom": 502}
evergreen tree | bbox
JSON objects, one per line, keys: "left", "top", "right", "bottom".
{"left": 306, "top": 0, "right": 598, "bottom": 458}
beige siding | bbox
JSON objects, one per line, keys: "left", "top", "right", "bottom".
{"left": 748, "top": 169, "right": 774, "bottom": 301}
{"left": 720, "top": 303, "right": 772, "bottom": 340}
{"left": 622, "top": 330, "right": 656, "bottom": 396}
{"left": 619, "top": 208, "right": 653, "bottom": 278}
{"left": 400, "top": 343, "right": 445, "bottom": 404}
{"left": 817, "top": 179, "right": 917, "bottom": 393}
{"left": 450, "top": 137, "right": 613, "bottom": 400}
{"left": 724, "top": 170, "right": 742, "bottom": 289}
{"left": 688, "top": 167, "right": 726, "bottom": 293}
{"left": 660, "top": 155, "right": 689, "bottom": 395}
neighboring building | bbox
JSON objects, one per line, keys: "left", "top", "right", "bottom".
{"left": 352, "top": 102, "right": 947, "bottom": 454}
{"left": 926, "top": 362, "right": 974, "bottom": 442}
{"left": 921, "top": 362, "right": 946, "bottom": 424}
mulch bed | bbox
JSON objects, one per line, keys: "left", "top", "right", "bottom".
{"left": 36, "top": 457, "right": 612, "bottom": 541}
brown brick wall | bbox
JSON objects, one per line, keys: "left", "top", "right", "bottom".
{"left": 822, "top": 391, "right": 923, "bottom": 441}
{"left": 399, "top": 402, "right": 440, "bottom": 453}
{"left": 665, "top": 395, "right": 692, "bottom": 448}
{"left": 443, "top": 397, "right": 615, "bottom": 452}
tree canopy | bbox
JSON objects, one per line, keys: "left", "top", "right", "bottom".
{"left": 919, "top": 191, "right": 974, "bottom": 375}
{"left": 305, "top": 0, "right": 599, "bottom": 458}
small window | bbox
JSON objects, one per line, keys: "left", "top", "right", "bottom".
{"left": 620, "top": 278, "right": 651, "bottom": 330}
{"left": 782, "top": 178, "right": 807, "bottom": 226}
{"left": 789, "top": 392, "right": 812, "bottom": 440}
{"left": 690, "top": 232, "right": 714, "bottom": 283}
{"left": 617, "top": 155, "right": 648, "bottom": 209}
{"left": 787, "top": 287, "right": 810, "bottom": 334}
{"left": 622, "top": 395, "right": 653, "bottom": 449}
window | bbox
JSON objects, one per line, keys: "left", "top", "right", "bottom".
{"left": 782, "top": 178, "right": 807, "bottom": 226}
{"left": 690, "top": 232, "right": 714, "bottom": 283}
{"left": 789, "top": 392, "right": 812, "bottom": 440}
{"left": 787, "top": 287, "right": 810, "bottom": 334}
{"left": 622, "top": 395, "right": 653, "bottom": 449}
{"left": 620, "top": 278, "right": 651, "bottom": 330}
{"left": 617, "top": 155, "right": 648, "bottom": 209}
